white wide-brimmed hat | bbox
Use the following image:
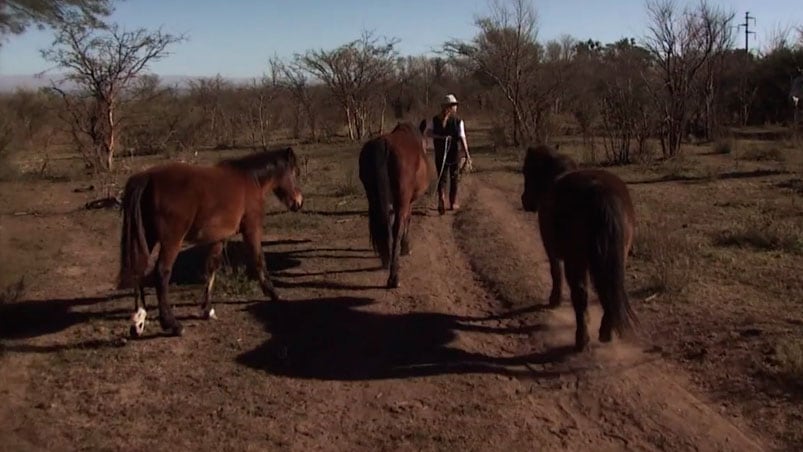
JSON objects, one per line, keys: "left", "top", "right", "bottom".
{"left": 442, "top": 94, "right": 459, "bottom": 105}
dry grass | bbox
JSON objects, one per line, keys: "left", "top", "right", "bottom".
{"left": 214, "top": 266, "right": 260, "bottom": 298}
{"left": 713, "top": 213, "right": 803, "bottom": 255}
{"left": 632, "top": 222, "right": 698, "bottom": 296}
{"left": 0, "top": 277, "right": 26, "bottom": 304}
{"left": 737, "top": 143, "right": 786, "bottom": 163}
{"left": 333, "top": 165, "right": 362, "bottom": 197}
{"left": 774, "top": 339, "right": 803, "bottom": 389}
{"left": 711, "top": 138, "right": 735, "bottom": 155}
{"left": 653, "top": 156, "right": 719, "bottom": 182}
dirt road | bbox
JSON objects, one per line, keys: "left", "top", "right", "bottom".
{"left": 0, "top": 175, "right": 769, "bottom": 451}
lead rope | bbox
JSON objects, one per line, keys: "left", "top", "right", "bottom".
{"left": 436, "top": 135, "right": 451, "bottom": 184}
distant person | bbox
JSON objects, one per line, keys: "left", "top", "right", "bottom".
{"left": 422, "top": 94, "right": 471, "bottom": 214}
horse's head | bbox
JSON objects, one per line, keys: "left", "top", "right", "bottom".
{"left": 521, "top": 144, "right": 577, "bottom": 212}
{"left": 272, "top": 147, "right": 304, "bottom": 212}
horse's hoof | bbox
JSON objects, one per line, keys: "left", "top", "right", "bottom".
{"left": 129, "top": 308, "right": 146, "bottom": 338}
{"left": 201, "top": 307, "right": 218, "bottom": 320}
{"left": 599, "top": 329, "right": 613, "bottom": 343}
{"left": 386, "top": 277, "right": 399, "bottom": 289}
{"left": 129, "top": 324, "right": 142, "bottom": 339}
{"left": 574, "top": 333, "right": 590, "bottom": 353}
{"left": 159, "top": 318, "right": 182, "bottom": 336}
{"left": 547, "top": 301, "right": 561, "bottom": 310}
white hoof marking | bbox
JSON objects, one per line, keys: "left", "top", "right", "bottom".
{"left": 201, "top": 307, "right": 218, "bottom": 320}
{"left": 131, "top": 307, "right": 147, "bottom": 336}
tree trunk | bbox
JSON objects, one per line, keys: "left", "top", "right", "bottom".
{"left": 379, "top": 97, "right": 387, "bottom": 135}
{"left": 103, "top": 96, "right": 116, "bottom": 171}
{"left": 258, "top": 97, "right": 267, "bottom": 146}
{"left": 345, "top": 105, "right": 355, "bottom": 141}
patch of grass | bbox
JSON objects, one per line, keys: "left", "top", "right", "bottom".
{"left": 0, "top": 276, "right": 26, "bottom": 303}
{"left": 774, "top": 339, "right": 803, "bottom": 390}
{"left": 214, "top": 266, "right": 259, "bottom": 298}
{"left": 738, "top": 144, "right": 786, "bottom": 162}
{"left": 776, "top": 178, "right": 803, "bottom": 196}
{"left": 332, "top": 166, "right": 362, "bottom": 197}
{"left": 633, "top": 223, "right": 697, "bottom": 296}
{"left": 488, "top": 124, "right": 507, "bottom": 151}
{"left": 711, "top": 138, "right": 735, "bottom": 155}
{"left": 266, "top": 211, "right": 327, "bottom": 231}
{"left": 654, "top": 156, "right": 718, "bottom": 182}
{"left": 713, "top": 214, "right": 803, "bottom": 255}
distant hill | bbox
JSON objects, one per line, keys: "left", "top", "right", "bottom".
{"left": 0, "top": 74, "right": 255, "bottom": 92}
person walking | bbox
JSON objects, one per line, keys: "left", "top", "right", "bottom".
{"left": 422, "top": 94, "right": 471, "bottom": 214}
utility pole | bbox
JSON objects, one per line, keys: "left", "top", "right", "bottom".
{"left": 737, "top": 11, "right": 756, "bottom": 54}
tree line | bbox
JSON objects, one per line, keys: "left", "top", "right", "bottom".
{"left": 1, "top": 0, "right": 802, "bottom": 172}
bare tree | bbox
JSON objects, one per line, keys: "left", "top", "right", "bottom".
{"left": 643, "top": 0, "right": 734, "bottom": 157}
{"left": 444, "top": 0, "right": 552, "bottom": 145}
{"left": 296, "top": 30, "right": 398, "bottom": 141}
{"left": 273, "top": 57, "right": 319, "bottom": 141}
{"left": 0, "top": 0, "right": 111, "bottom": 41}
{"left": 42, "top": 15, "right": 186, "bottom": 170}
{"left": 700, "top": 12, "right": 735, "bottom": 140}
{"left": 247, "top": 59, "right": 281, "bottom": 147}
{"left": 598, "top": 39, "right": 656, "bottom": 164}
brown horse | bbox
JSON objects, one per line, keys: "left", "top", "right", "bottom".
{"left": 520, "top": 145, "right": 638, "bottom": 352}
{"left": 117, "top": 147, "right": 304, "bottom": 337}
{"left": 359, "top": 122, "right": 434, "bottom": 288}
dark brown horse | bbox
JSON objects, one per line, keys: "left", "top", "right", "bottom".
{"left": 520, "top": 145, "right": 638, "bottom": 351}
{"left": 117, "top": 147, "right": 304, "bottom": 337}
{"left": 359, "top": 122, "right": 434, "bottom": 288}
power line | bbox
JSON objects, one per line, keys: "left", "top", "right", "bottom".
{"left": 737, "top": 11, "right": 756, "bottom": 54}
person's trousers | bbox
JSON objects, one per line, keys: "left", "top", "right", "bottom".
{"left": 434, "top": 148, "right": 460, "bottom": 202}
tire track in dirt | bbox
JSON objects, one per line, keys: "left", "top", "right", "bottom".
{"left": 449, "top": 175, "right": 768, "bottom": 451}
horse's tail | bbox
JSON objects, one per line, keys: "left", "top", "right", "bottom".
{"left": 587, "top": 195, "right": 639, "bottom": 339}
{"left": 359, "top": 137, "right": 393, "bottom": 267}
{"left": 117, "top": 173, "right": 152, "bottom": 290}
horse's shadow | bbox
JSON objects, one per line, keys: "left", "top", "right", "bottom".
{"left": 0, "top": 293, "right": 132, "bottom": 341}
{"left": 237, "top": 296, "right": 570, "bottom": 381}
{"left": 0, "top": 237, "right": 393, "bottom": 345}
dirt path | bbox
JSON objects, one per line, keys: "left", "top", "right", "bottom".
{"left": 454, "top": 178, "right": 767, "bottom": 451}
{"left": 0, "top": 177, "right": 770, "bottom": 450}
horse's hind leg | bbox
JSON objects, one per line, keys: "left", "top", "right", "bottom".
{"left": 130, "top": 284, "right": 148, "bottom": 338}
{"left": 198, "top": 241, "right": 223, "bottom": 320}
{"left": 400, "top": 215, "right": 413, "bottom": 256}
{"left": 565, "top": 257, "right": 590, "bottom": 352}
{"left": 546, "top": 249, "right": 563, "bottom": 308}
{"left": 387, "top": 202, "right": 410, "bottom": 288}
{"left": 154, "top": 239, "right": 184, "bottom": 336}
{"left": 130, "top": 244, "right": 159, "bottom": 338}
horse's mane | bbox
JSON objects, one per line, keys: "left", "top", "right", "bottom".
{"left": 391, "top": 121, "right": 423, "bottom": 140}
{"left": 217, "top": 147, "right": 297, "bottom": 183}
{"left": 523, "top": 144, "right": 579, "bottom": 193}
{"left": 523, "top": 144, "right": 577, "bottom": 179}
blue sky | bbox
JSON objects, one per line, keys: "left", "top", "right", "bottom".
{"left": 0, "top": 0, "right": 801, "bottom": 78}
